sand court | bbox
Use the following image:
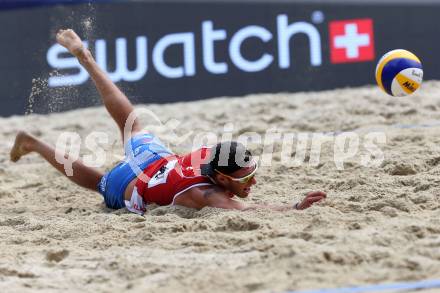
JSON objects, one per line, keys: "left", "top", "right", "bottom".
{"left": 1, "top": 82, "right": 440, "bottom": 292}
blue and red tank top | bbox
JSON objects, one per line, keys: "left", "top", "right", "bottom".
{"left": 134, "top": 147, "right": 213, "bottom": 206}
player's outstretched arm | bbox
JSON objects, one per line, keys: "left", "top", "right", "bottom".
{"left": 238, "top": 191, "right": 326, "bottom": 211}
{"left": 174, "top": 187, "right": 326, "bottom": 211}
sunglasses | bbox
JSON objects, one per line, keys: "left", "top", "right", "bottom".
{"left": 214, "top": 163, "right": 258, "bottom": 184}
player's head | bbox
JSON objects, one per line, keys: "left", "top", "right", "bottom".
{"left": 201, "top": 141, "right": 257, "bottom": 197}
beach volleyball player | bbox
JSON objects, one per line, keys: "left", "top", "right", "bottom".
{"left": 9, "top": 29, "right": 326, "bottom": 215}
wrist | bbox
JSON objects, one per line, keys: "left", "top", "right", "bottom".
{"left": 294, "top": 202, "right": 300, "bottom": 210}
{"left": 78, "top": 49, "right": 93, "bottom": 64}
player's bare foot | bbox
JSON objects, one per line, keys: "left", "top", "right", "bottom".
{"left": 10, "top": 131, "right": 34, "bottom": 162}
{"left": 56, "top": 29, "right": 86, "bottom": 57}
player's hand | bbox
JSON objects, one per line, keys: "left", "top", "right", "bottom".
{"left": 296, "top": 191, "right": 326, "bottom": 210}
{"left": 56, "top": 29, "right": 84, "bottom": 57}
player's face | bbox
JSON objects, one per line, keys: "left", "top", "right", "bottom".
{"left": 224, "top": 166, "right": 257, "bottom": 198}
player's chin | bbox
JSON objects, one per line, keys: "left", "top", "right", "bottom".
{"left": 238, "top": 187, "right": 252, "bottom": 198}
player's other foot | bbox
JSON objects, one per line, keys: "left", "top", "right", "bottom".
{"left": 56, "top": 29, "right": 85, "bottom": 57}
{"left": 10, "top": 131, "right": 34, "bottom": 162}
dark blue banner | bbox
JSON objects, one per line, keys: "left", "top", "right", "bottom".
{"left": 0, "top": 0, "right": 114, "bottom": 10}
{"left": 0, "top": 1, "right": 439, "bottom": 116}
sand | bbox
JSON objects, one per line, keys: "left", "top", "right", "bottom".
{"left": 1, "top": 82, "right": 440, "bottom": 293}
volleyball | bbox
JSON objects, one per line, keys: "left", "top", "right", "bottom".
{"left": 375, "top": 49, "right": 423, "bottom": 97}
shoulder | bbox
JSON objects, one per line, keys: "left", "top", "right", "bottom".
{"left": 174, "top": 185, "right": 238, "bottom": 209}
{"left": 187, "top": 185, "right": 245, "bottom": 210}
{"left": 188, "top": 185, "right": 229, "bottom": 201}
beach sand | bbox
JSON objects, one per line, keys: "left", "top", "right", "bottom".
{"left": 1, "top": 82, "right": 440, "bottom": 292}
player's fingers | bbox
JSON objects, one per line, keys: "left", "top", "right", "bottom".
{"left": 306, "top": 196, "right": 325, "bottom": 204}
{"left": 306, "top": 191, "right": 327, "bottom": 198}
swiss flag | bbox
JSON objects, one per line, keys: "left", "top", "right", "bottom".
{"left": 329, "top": 18, "right": 375, "bottom": 64}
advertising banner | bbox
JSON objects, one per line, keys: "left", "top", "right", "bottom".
{"left": 0, "top": 1, "right": 439, "bottom": 116}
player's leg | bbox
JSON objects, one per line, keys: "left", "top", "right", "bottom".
{"left": 56, "top": 29, "right": 142, "bottom": 139}
{"left": 10, "top": 131, "right": 103, "bottom": 191}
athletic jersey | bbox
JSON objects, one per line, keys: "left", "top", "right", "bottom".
{"left": 125, "top": 147, "right": 214, "bottom": 214}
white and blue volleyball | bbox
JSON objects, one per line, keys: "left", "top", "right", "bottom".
{"left": 375, "top": 49, "right": 423, "bottom": 97}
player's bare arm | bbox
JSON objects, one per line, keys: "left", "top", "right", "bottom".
{"left": 175, "top": 186, "right": 326, "bottom": 211}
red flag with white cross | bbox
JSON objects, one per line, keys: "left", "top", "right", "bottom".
{"left": 329, "top": 18, "right": 375, "bottom": 64}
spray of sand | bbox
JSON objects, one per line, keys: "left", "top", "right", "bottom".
{"left": 27, "top": 2, "right": 97, "bottom": 115}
